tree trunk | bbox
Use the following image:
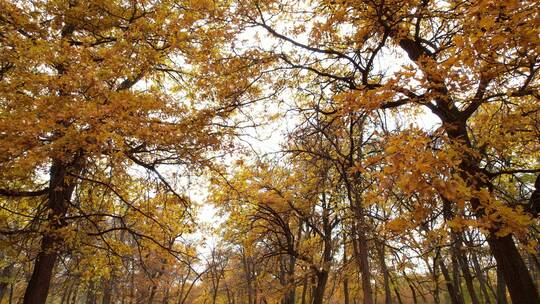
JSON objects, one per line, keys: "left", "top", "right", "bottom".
{"left": 301, "top": 276, "right": 308, "bottom": 304}
{"left": 432, "top": 255, "right": 440, "bottom": 304}
{"left": 343, "top": 240, "right": 350, "bottom": 304}
{"left": 8, "top": 283, "right": 13, "bottom": 304}
{"left": 452, "top": 233, "right": 479, "bottom": 304}
{"left": 86, "top": 281, "right": 96, "bottom": 304}
{"left": 0, "top": 264, "right": 13, "bottom": 303}
{"left": 395, "top": 32, "right": 540, "bottom": 304}
{"left": 496, "top": 265, "right": 508, "bottom": 304}
{"left": 286, "top": 255, "right": 296, "bottom": 304}
{"left": 23, "top": 158, "right": 80, "bottom": 304}
{"left": 465, "top": 234, "right": 492, "bottom": 304}
{"left": 439, "top": 259, "right": 464, "bottom": 304}
{"left": 376, "top": 243, "right": 392, "bottom": 304}
{"left": 487, "top": 233, "right": 537, "bottom": 303}
{"left": 312, "top": 271, "right": 328, "bottom": 304}
{"left": 102, "top": 276, "right": 113, "bottom": 304}
{"left": 242, "top": 252, "right": 254, "bottom": 304}
{"left": 351, "top": 216, "right": 373, "bottom": 304}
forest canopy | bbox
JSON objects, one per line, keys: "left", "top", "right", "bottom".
{"left": 0, "top": 0, "right": 539, "bottom": 304}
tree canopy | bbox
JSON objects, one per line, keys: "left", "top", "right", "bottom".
{"left": 0, "top": 1, "right": 539, "bottom": 304}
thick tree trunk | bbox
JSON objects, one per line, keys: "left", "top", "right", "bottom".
{"left": 394, "top": 30, "right": 540, "bottom": 304}
{"left": 489, "top": 234, "right": 536, "bottom": 304}
{"left": 23, "top": 159, "right": 80, "bottom": 304}
{"left": 312, "top": 271, "right": 328, "bottom": 304}
{"left": 496, "top": 266, "right": 508, "bottom": 304}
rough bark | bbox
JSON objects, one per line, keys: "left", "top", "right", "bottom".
{"left": 496, "top": 266, "right": 508, "bottom": 304}
{"left": 23, "top": 158, "right": 81, "bottom": 304}
{"left": 312, "top": 271, "right": 328, "bottom": 304}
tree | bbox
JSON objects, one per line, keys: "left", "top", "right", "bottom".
{"left": 233, "top": 0, "right": 540, "bottom": 302}
{"left": 0, "top": 1, "right": 262, "bottom": 303}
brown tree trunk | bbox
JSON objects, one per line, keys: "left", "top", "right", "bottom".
{"left": 432, "top": 255, "right": 440, "bottom": 304}
{"left": 343, "top": 239, "right": 350, "bottom": 304}
{"left": 312, "top": 271, "right": 328, "bottom": 304}
{"left": 301, "top": 276, "right": 308, "bottom": 304}
{"left": 0, "top": 264, "right": 13, "bottom": 302}
{"left": 487, "top": 233, "right": 537, "bottom": 303}
{"left": 86, "top": 281, "right": 96, "bottom": 304}
{"left": 23, "top": 158, "right": 80, "bottom": 304}
{"left": 452, "top": 124, "right": 538, "bottom": 303}
{"left": 443, "top": 123, "right": 539, "bottom": 303}
{"left": 102, "top": 276, "right": 113, "bottom": 304}
{"left": 242, "top": 252, "right": 254, "bottom": 304}
{"left": 286, "top": 255, "right": 296, "bottom": 304}
{"left": 376, "top": 243, "right": 392, "bottom": 304}
{"left": 8, "top": 283, "right": 13, "bottom": 304}
{"left": 351, "top": 209, "right": 373, "bottom": 304}
{"left": 496, "top": 266, "right": 508, "bottom": 304}
{"left": 464, "top": 232, "right": 492, "bottom": 304}
{"left": 439, "top": 259, "right": 464, "bottom": 304}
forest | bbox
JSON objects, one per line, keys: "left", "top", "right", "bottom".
{"left": 0, "top": 0, "right": 539, "bottom": 303}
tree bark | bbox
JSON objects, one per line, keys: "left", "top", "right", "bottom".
{"left": 376, "top": 243, "right": 392, "bottom": 304}
{"left": 487, "top": 233, "right": 536, "bottom": 304}
{"left": 312, "top": 271, "right": 328, "bottom": 304}
{"left": 343, "top": 239, "right": 350, "bottom": 304}
{"left": 301, "top": 276, "right": 308, "bottom": 304}
{"left": 0, "top": 264, "right": 13, "bottom": 303}
{"left": 102, "top": 276, "right": 113, "bottom": 304}
{"left": 496, "top": 266, "right": 508, "bottom": 304}
{"left": 86, "top": 281, "right": 96, "bottom": 304}
{"left": 23, "top": 158, "right": 81, "bottom": 304}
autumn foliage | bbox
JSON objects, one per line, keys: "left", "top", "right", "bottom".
{"left": 0, "top": 0, "right": 539, "bottom": 304}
